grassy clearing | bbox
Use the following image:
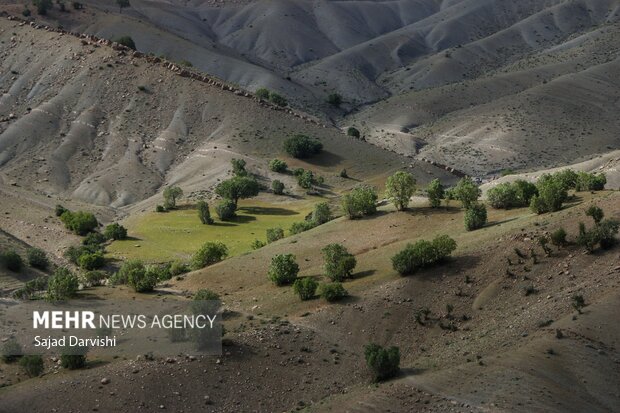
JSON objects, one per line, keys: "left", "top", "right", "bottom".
{"left": 107, "top": 200, "right": 312, "bottom": 263}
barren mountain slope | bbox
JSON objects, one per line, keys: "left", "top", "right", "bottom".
{"left": 0, "top": 17, "right": 452, "bottom": 208}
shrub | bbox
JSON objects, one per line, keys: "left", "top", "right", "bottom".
{"left": 22, "top": 7, "right": 31, "bottom": 16}
{"left": 215, "top": 176, "right": 260, "bottom": 206}
{"left": 283, "top": 135, "right": 323, "bottom": 159}
{"left": 487, "top": 180, "right": 538, "bottom": 209}
{"left": 113, "top": 35, "right": 136, "bottom": 50}
{"left": 104, "top": 223, "right": 128, "bottom": 240}
{"left": 12, "top": 277, "right": 48, "bottom": 299}
{"left": 191, "top": 242, "right": 228, "bottom": 270}
{"left": 215, "top": 199, "right": 237, "bottom": 221}
{"left": 340, "top": 169, "right": 348, "bottom": 178}
{"left": 255, "top": 88, "right": 270, "bottom": 100}
{"left": 124, "top": 261, "right": 158, "bottom": 292}
{"left": 293, "top": 277, "right": 318, "bottom": 300}
{"left": 1, "top": 339, "right": 22, "bottom": 363}
{"left": 585, "top": 205, "right": 604, "bottom": 224}
{"left": 269, "top": 159, "right": 287, "bottom": 173}
{"left": 341, "top": 185, "right": 378, "bottom": 219}
{"left": 452, "top": 177, "right": 481, "bottom": 209}
{"left": 111, "top": 259, "right": 144, "bottom": 285}
{"left": 312, "top": 202, "right": 331, "bottom": 225}
{"left": 289, "top": 220, "right": 315, "bottom": 235}
{"left": 364, "top": 344, "right": 400, "bottom": 382}
{"left": 385, "top": 171, "right": 416, "bottom": 211}
{"left": 577, "top": 219, "right": 619, "bottom": 252}
{"left": 169, "top": 260, "right": 189, "bottom": 276}
{"left": 47, "top": 267, "right": 79, "bottom": 301}
{"left": 231, "top": 158, "right": 248, "bottom": 176}
{"left": 554, "top": 169, "right": 578, "bottom": 190}
{"left": 83, "top": 232, "right": 107, "bottom": 247}
{"left": 251, "top": 239, "right": 266, "bottom": 250}
{"left": 572, "top": 294, "right": 585, "bottom": 314}
{"left": 318, "top": 282, "right": 348, "bottom": 302}
{"left": 194, "top": 289, "right": 220, "bottom": 301}
{"left": 60, "top": 347, "right": 87, "bottom": 369}
{"left": 391, "top": 235, "right": 456, "bottom": 275}
{"left": 60, "top": 211, "right": 99, "bottom": 235}
{"left": 575, "top": 172, "right": 606, "bottom": 191}
{"left": 530, "top": 174, "right": 568, "bottom": 214}
{"left": 82, "top": 270, "right": 108, "bottom": 286}
{"left": 327, "top": 93, "right": 342, "bottom": 107}
{"left": 163, "top": 186, "right": 183, "bottom": 210}
{"left": 77, "top": 252, "right": 105, "bottom": 270}
{"left": 55, "top": 204, "right": 68, "bottom": 217}
{"left": 267, "top": 254, "right": 299, "bottom": 286}
{"left": 464, "top": 203, "right": 487, "bottom": 231}
{"left": 266, "top": 227, "right": 285, "bottom": 243}
{"left": 269, "top": 92, "right": 288, "bottom": 107}
{"left": 197, "top": 201, "right": 214, "bottom": 225}
{"left": 156, "top": 205, "right": 166, "bottom": 213}
{"left": 297, "top": 170, "right": 315, "bottom": 189}
{"left": 271, "top": 180, "right": 285, "bottom": 195}
{"left": 550, "top": 228, "right": 567, "bottom": 247}
{"left": 427, "top": 179, "right": 445, "bottom": 208}
{"left": 2, "top": 250, "right": 23, "bottom": 272}
{"left": 146, "top": 263, "right": 172, "bottom": 282}
{"left": 19, "top": 355, "right": 44, "bottom": 377}
{"left": 33, "top": 0, "right": 52, "bottom": 15}
{"left": 322, "top": 244, "right": 356, "bottom": 281}
{"left": 346, "top": 127, "right": 360, "bottom": 138}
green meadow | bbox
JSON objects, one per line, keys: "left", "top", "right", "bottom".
{"left": 107, "top": 200, "right": 312, "bottom": 263}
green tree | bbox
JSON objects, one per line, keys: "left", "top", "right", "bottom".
{"left": 318, "top": 282, "right": 348, "bottom": 302}
{"left": 19, "top": 355, "right": 44, "bottom": 377}
{"left": 269, "top": 159, "right": 287, "bottom": 173}
{"left": 464, "top": 203, "right": 487, "bottom": 231}
{"left": 346, "top": 127, "right": 360, "bottom": 138}
{"left": 293, "top": 277, "right": 318, "bottom": 301}
{"left": 113, "top": 36, "right": 136, "bottom": 50}
{"left": 191, "top": 242, "right": 228, "bottom": 270}
{"left": 215, "top": 176, "right": 260, "bottom": 207}
{"left": 267, "top": 254, "right": 299, "bottom": 286}
{"left": 197, "top": 201, "right": 214, "bottom": 225}
{"left": 47, "top": 267, "right": 79, "bottom": 301}
{"left": 104, "top": 223, "right": 127, "bottom": 240}
{"left": 341, "top": 185, "right": 378, "bottom": 219}
{"left": 385, "top": 171, "right": 416, "bottom": 211}
{"left": 77, "top": 252, "right": 105, "bottom": 270}
{"left": 327, "top": 93, "right": 342, "bottom": 107}
{"left": 215, "top": 199, "right": 237, "bottom": 221}
{"left": 27, "top": 248, "right": 49, "bottom": 270}
{"left": 575, "top": 172, "right": 606, "bottom": 191}
{"left": 364, "top": 344, "right": 400, "bottom": 382}
{"left": 554, "top": 169, "right": 578, "bottom": 190}
{"left": 297, "top": 170, "right": 315, "bottom": 189}
{"left": 60, "top": 211, "right": 99, "bottom": 235}
{"left": 312, "top": 202, "right": 331, "bottom": 225}
{"left": 283, "top": 135, "right": 323, "bottom": 159}
{"left": 530, "top": 174, "right": 567, "bottom": 214}
{"left": 116, "top": 0, "right": 130, "bottom": 13}
{"left": 289, "top": 220, "right": 315, "bottom": 235}
{"left": 163, "top": 186, "right": 183, "bottom": 210}
{"left": 585, "top": 205, "right": 604, "bottom": 224}
{"left": 427, "top": 179, "right": 444, "bottom": 208}
{"left": 272, "top": 179, "right": 285, "bottom": 195}
{"left": 392, "top": 235, "right": 456, "bottom": 276}
{"left": 231, "top": 158, "right": 248, "bottom": 176}
{"left": 255, "top": 88, "right": 270, "bottom": 100}
{"left": 2, "top": 250, "right": 23, "bottom": 272}
{"left": 322, "top": 243, "right": 356, "bottom": 281}
{"left": 266, "top": 227, "right": 284, "bottom": 243}
{"left": 452, "top": 177, "right": 481, "bottom": 209}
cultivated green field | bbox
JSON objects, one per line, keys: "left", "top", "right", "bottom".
{"left": 107, "top": 200, "right": 313, "bottom": 263}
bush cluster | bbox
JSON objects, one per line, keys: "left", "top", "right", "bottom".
{"left": 191, "top": 242, "right": 228, "bottom": 270}
{"left": 47, "top": 267, "right": 79, "bottom": 301}
{"left": 60, "top": 210, "right": 99, "bottom": 235}
{"left": 284, "top": 135, "right": 323, "bottom": 159}
{"left": 293, "top": 277, "right": 318, "bottom": 300}
{"left": 487, "top": 180, "right": 538, "bottom": 209}
{"left": 364, "top": 344, "right": 400, "bottom": 382}
{"left": 392, "top": 235, "right": 457, "bottom": 276}
{"left": 318, "top": 282, "right": 348, "bottom": 302}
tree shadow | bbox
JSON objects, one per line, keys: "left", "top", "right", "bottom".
{"left": 352, "top": 269, "right": 376, "bottom": 279}
{"left": 124, "top": 236, "right": 142, "bottom": 241}
{"left": 485, "top": 217, "right": 519, "bottom": 228}
{"left": 304, "top": 151, "right": 344, "bottom": 167}
{"left": 238, "top": 206, "right": 299, "bottom": 216}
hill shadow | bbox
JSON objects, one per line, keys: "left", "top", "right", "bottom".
{"left": 238, "top": 206, "right": 298, "bottom": 216}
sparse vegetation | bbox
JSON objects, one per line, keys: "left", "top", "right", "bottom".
{"left": 385, "top": 171, "right": 416, "bottom": 211}
{"left": 550, "top": 228, "right": 568, "bottom": 247}
{"left": 392, "top": 235, "right": 457, "bottom": 276}
{"left": 255, "top": 88, "right": 270, "bottom": 100}
{"left": 267, "top": 254, "right": 299, "bottom": 286}
{"left": 572, "top": 294, "right": 586, "bottom": 314}
{"left": 268, "top": 159, "right": 287, "bottom": 173}
{"left": 585, "top": 205, "right": 604, "bottom": 224}
{"left": 577, "top": 207, "right": 619, "bottom": 252}
{"left": 364, "top": 344, "right": 400, "bottom": 382}
{"left": 293, "top": 277, "right": 318, "bottom": 300}
{"left": 60, "top": 210, "right": 99, "bottom": 235}
{"left": 269, "top": 92, "right": 288, "bottom": 107}
{"left": 283, "top": 135, "right": 323, "bottom": 159}
{"left": 342, "top": 185, "right": 378, "bottom": 219}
